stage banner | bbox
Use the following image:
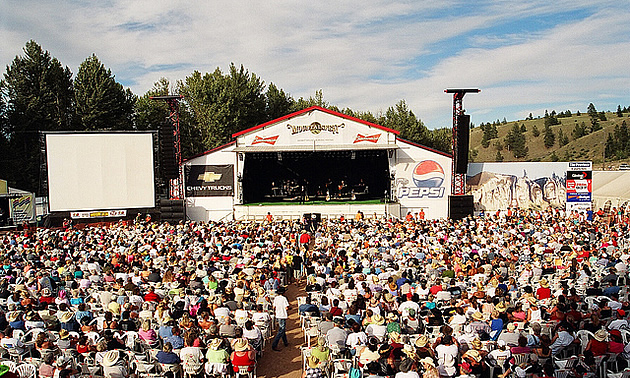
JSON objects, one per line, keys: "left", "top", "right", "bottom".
{"left": 70, "top": 210, "right": 127, "bottom": 219}
{"left": 9, "top": 194, "right": 35, "bottom": 223}
{"left": 185, "top": 165, "right": 234, "bottom": 197}
{"left": 566, "top": 161, "right": 592, "bottom": 212}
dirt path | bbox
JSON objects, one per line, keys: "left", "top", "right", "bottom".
{"left": 257, "top": 282, "right": 305, "bottom": 378}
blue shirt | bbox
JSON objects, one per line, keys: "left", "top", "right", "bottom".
{"left": 165, "top": 335, "right": 184, "bottom": 349}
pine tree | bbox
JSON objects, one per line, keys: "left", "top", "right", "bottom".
{"left": 543, "top": 124, "right": 555, "bottom": 148}
{"left": 74, "top": 54, "right": 136, "bottom": 130}
{"left": 504, "top": 123, "right": 528, "bottom": 158}
{"left": 1, "top": 40, "right": 74, "bottom": 193}
{"left": 532, "top": 125, "right": 540, "bottom": 137}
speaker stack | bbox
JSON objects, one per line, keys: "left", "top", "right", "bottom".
{"left": 159, "top": 198, "right": 185, "bottom": 224}
{"left": 159, "top": 121, "right": 178, "bottom": 180}
{"left": 448, "top": 195, "right": 474, "bottom": 220}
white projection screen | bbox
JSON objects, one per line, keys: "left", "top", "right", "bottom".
{"left": 46, "top": 133, "right": 156, "bottom": 211}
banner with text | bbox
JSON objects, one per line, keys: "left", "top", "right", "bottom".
{"left": 566, "top": 161, "right": 592, "bottom": 212}
{"left": 185, "top": 165, "right": 234, "bottom": 197}
{"left": 9, "top": 194, "right": 35, "bottom": 223}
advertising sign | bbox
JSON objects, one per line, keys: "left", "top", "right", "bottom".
{"left": 185, "top": 165, "right": 234, "bottom": 197}
{"left": 566, "top": 161, "right": 592, "bottom": 212}
{"left": 9, "top": 194, "right": 35, "bottom": 223}
{"left": 70, "top": 210, "right": 127, "bottom": 219}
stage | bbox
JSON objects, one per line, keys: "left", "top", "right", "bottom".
{"left": 234, "top": 202, "right": 401, "bottom": 221}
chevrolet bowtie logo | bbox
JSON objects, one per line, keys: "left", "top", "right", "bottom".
{"left": 198, "top": 172, "right": 222, "bottom": 182}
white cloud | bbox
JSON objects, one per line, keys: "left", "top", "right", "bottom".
{"left": 1, "top": 0, "right": 628, "bottom": 129}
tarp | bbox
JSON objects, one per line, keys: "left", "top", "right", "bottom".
{"left": 592, "top": 171, "right": 630, "bottom": 209}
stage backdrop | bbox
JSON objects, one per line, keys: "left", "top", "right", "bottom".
{"left": 467, "top": 162, "right": 569, "bottom": 211}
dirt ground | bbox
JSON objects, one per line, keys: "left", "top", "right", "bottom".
{"left": 257, "top": 282, "right": 305, "bottom": 378}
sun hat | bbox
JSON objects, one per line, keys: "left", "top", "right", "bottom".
{"left": 594, "top": 329, "right": 608, "bottom": 342}
{"left": 58, "top": 329, "right": 70, "bottom": 339}
{"left": 7, "top": 311, "right": 22, "bottom": 323}
{"left": 495, "top": 302, "right": 507, "bottom": 313}
{"left": 471, "top": 311, "right": 484, "bottom": 321}
{"left": 507, "top": 323, "right": 517, "bottom": 332}
{"left": 539, "top": 278, "right": 549, "bottom": 288}
{"left": 415, "top": 335, "right": 429, "bottom": 348}
{"left": 372, "top": 314, "right": 385, "bottom": 325}
{"left": 389, "top": 332, "right": 402, "bottom": 343}
{"left": 59, "top": 311, "right": 74, "bottom": 323}
{"left": 42, "top": 288, "right": 51, "bottom": 296}
{"left": 102, "top": 350, "right": 120, "bottom": 367}
{"left": 420, "top": 357, "right": 435, "bottom": 367}
{"left": 470, "top": 338, "right": 483, "bottom": 350}
{"left": 209, "top": 338, "right": 223, "bottom": 350}
{"left": 233, "top": 338, "right": 249, "bottom": 352}
{"left": 466, "top": 349, "right": 481, "bottom": 362}
{"left": 402, "top": 344, "right": 417, "bottom": 359}
{"left": 527, "top": 297, "right": 538, "bottom": 306}
{"left": 307, "top": 355, "right": 320, "bottom": 369}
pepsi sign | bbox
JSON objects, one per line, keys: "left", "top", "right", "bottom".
{"left": 398, "top": 160, "right": 446, "bottom": 198}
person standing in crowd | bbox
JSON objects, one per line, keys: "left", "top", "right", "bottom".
{"left": 272, "top": 286, "right": 290, "bottom": 351}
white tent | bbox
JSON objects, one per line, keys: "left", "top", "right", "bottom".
{"left": 592, "top": 171, "right": 630, "bottom": 209}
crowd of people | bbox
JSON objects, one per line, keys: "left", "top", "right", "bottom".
{"left": 0, "top": 206, "right": 625, "bottom": 378}
{"left": 296, "top": 208, "right": 629, "bottom": 378}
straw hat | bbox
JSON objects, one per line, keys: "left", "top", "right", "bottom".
{"left": 42, "top": 288, "right": 52, "bottom": 296}
{"left": 233, "top": 338, "right": 249, "bottom": 352}
{"left": 7, "top": 311, "right": 22, "bottom": 323}
{"left": 307, "top": 355, "right": 320, "bottom": 369}
{"left": 420, "top": 357, "right": 435, "bottom": 368}
{"left": 495, "top": 302, "right": 507, "bottom": 313}
{"left": 594, "top": 329, "right": 608, "bottom": 342}
{"left": 414, "top": 335, "right": 429, "bottom": 348}
{"left": 59, "top": 311, "right": 74, "bottom": 323}
{"left": 372, "top": 314, "right": 385, "bottom": 325}
{"left": 470, "top": 338, "right": 483, "bottom": 350}
{"left": 58, "top": 329, "right": 70, "bottom": 339}
{"left": 209, "top": 338, "right": 223, "bottom": 350}
{"left": 507, "top": 323, "right": 516, "bottom": 332}
{"left": 471, "top": 311, "right": 484, "bottom": 321}
{"left": 102, "top": 350, "right": 120, "bottom": 367}
{"left": 465, "top": 349, "right": 481, "bottom": 362}
{"left": 389, "top": 332, "right": 402, "bottom": 343}
{"left": 402, "top": 344, "right": 417, "bottom": 359}
{"left": 526, "top": 296, "right": 538, "bottom": 306}
{"left": 539, "top": 278, "right": 549, "bottom": 288}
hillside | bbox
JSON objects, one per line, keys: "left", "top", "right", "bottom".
{"left": 469, "top": 111, "right": 630, "bottom": 168}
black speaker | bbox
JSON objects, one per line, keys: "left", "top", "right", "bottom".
{"left": 455, "top": 114, "right": 470, "bottom": 174}
{"left": 159, "top": 121, "right": 178, "bottom": 179}
{"left": 448, "top": 195, "right": 474, "bottom": 220}
{"left": 159, "top": 198, "right": 185, "bottom": 223}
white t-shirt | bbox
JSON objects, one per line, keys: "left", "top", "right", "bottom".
{"left": 273, "top": 295, "right": 289, "bottom": 319}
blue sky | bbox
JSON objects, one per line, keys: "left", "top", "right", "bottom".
{"left": 1, "top": 0, "right": 628, "bottom": 129}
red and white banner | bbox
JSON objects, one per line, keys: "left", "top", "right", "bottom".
{"left": 251, "top": 135, "right": 279, "bottom": 145}
{"left": 353, "top": 133, "right": 381, "bottom": 143}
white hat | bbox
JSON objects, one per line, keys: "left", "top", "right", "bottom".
{"left": 102, "top": 350, "right": 120, "bottom": 367}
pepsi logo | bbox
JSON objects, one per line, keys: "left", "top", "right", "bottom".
{"left": 412, "top": 160, "right": 444, "bottom": 188}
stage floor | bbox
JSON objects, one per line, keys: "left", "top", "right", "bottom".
{"left": 243, "top": 198, "right": 384, "bottom": 206}
{"left": 234, "top": 202, "right": 401, "bottom": 221}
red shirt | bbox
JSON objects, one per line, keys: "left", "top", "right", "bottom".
{"left": 299, "top": 233, "right": 311, "bottom": 244}
{"left": 144, "top": 292, "right": 160, "bottom": 302}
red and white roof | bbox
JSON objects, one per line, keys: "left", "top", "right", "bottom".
{"left": 232, "top": 106, "right": 399, "bottom": 152}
